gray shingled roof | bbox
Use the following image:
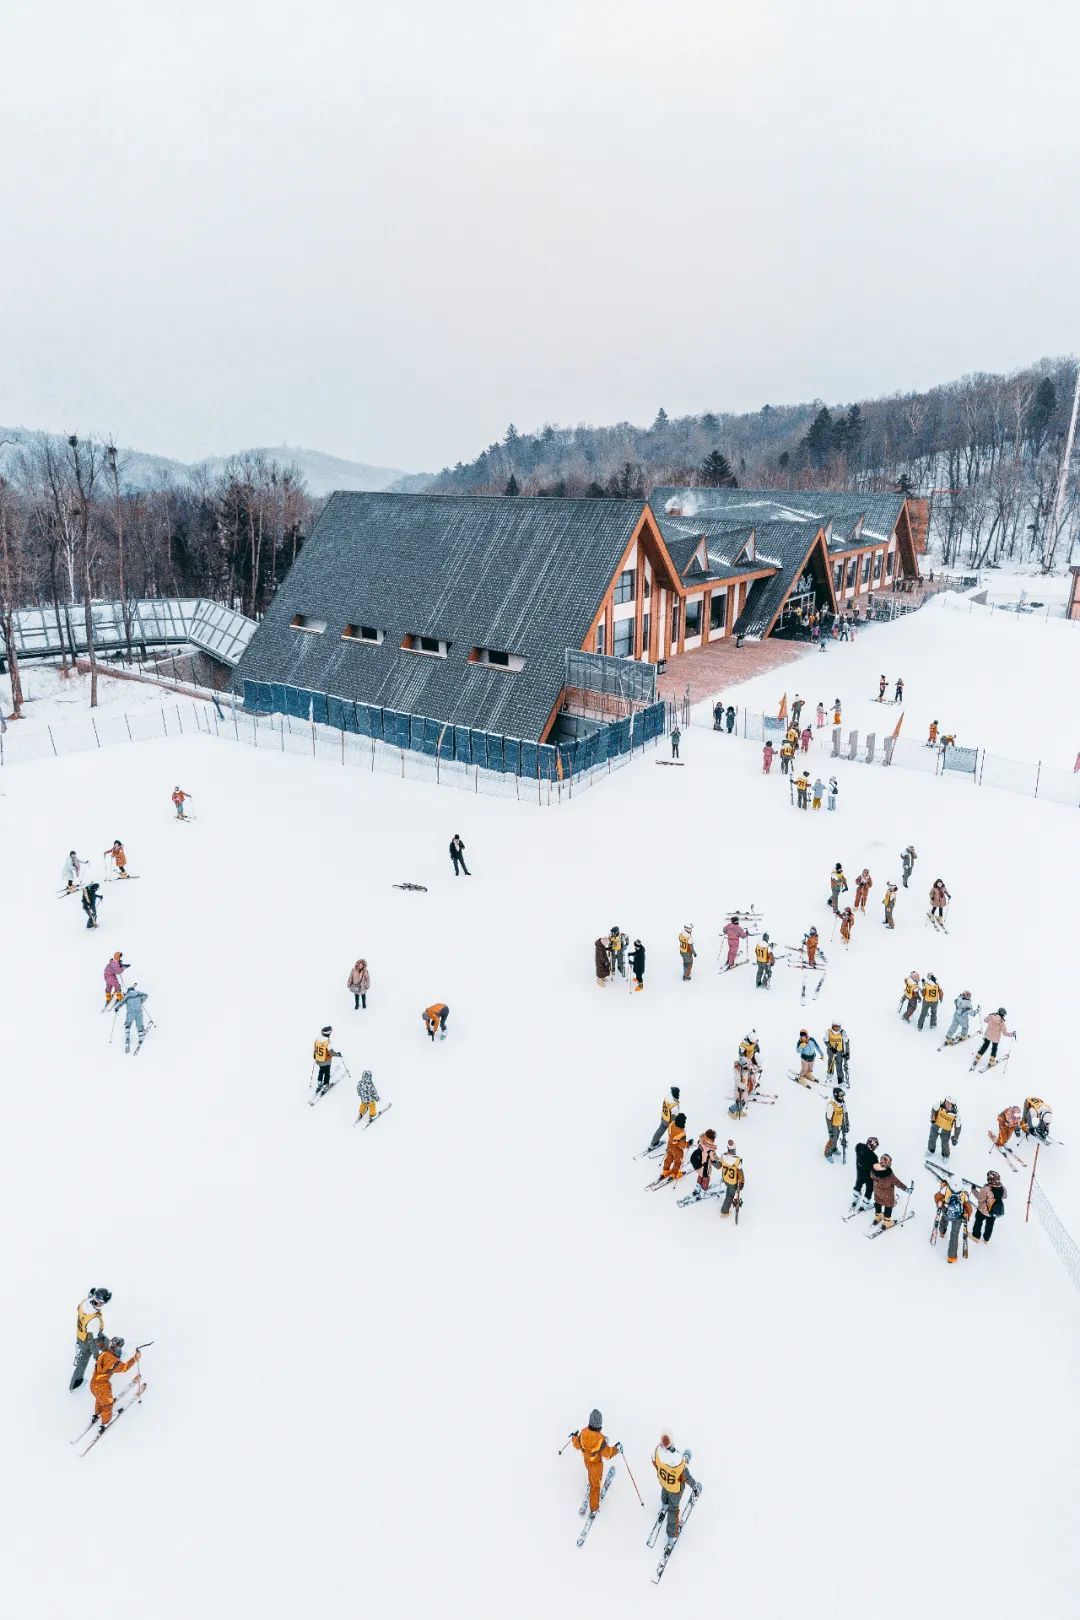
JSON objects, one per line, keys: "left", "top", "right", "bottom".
{"left": 654, "top": 514, "right": 765, "bottom": 582}
{"left": 730, "top": 522, "right": 824, "bottom": 637}
{"left": 651, "top": 487, "right": 906, "bottom": 553}
{"left": 234, "top": 492, "right": 645, "bottom": 740}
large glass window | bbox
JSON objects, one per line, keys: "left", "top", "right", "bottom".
{"left": 641, "top": 612, "right": 650, "bottom": 655}
{"left": 861, "top": 554, "right": 872, "bottom": 585}
{"left": 710, "top": 592, "right": 727, "bottom": 631}
{"left": 671, "top": 602, "right": 681, "bottom": 644}
{"left": 685, "top": 597, "right": 702, "bottom": 638}
{"left": 612, "top": 617, "right": 634, "bottom": 657}
{"left": 833, "top": 562, "right": 844, "bottom": 593}
{"left": 613, "top": 569, "right": 636, "bottom": 605}
{"left": 886, "top": 549, "right": 896, "bottom": 576}
{"left": 595, "top": 624, "right": 605, "bottom": 654}
{"left": 873, "top": 551, "right": 883, "bottom": 582}
{"left": 846, "top": 558, "right": 858, "bottom": 590}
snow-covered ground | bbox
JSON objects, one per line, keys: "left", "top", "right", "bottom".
{"left": 696, "top": 590, "right": 1080, "bottom": 770}
{"left": 3, "top": 603, "right": 1079, "bottom": 1620}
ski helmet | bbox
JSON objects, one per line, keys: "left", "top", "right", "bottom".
{"left": 867, "top": 1136, "right": 879, "bottom": 1149}
{"left": 109, "top": 1336, "right": 125, "bottom": 1354}
{"left": 90, "top": 1287, "right": 112, "bottom": 1305}
{"left": 321, "top": 1025, "right": 332, "bottom": 1036}
{"left": 589, "top": 1409, "right": 602, "bottom": 1429}
{"left": 834, "top": 862, "right": 842, "bottom": 872}
{"left": 762, "top": 932, "right": 770, "bottom": 943}
{"left": 671, "top": 1087, "right": 680, "bottom": 1100}
{"left": 674, "top": 1113, "right": 687, "bottom": 1129}
{"left": 726, "top": 1139, "right": 735, "bottom": 1151}
{"left": 944, "top": 1098, "right": 956, "bottom": 1111}
{"left": 998, "top": 1007, "right": 1006, "bottom": 1017}
{"left": 833, "top": 1087, "right": 844, "bottom": 1102}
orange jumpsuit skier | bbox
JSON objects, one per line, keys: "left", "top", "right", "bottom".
{"left": 90, "top": 1337, "right": 140, "bottom": 1429}
{"left": 661, "top": 1113, "right": 689, "bottom": 1183}
{"left": 571, "top": 1410, "right": 620, "bottom": 1517}
{"left": 422, "top": 1003, "right": 449, "bottom": 1041}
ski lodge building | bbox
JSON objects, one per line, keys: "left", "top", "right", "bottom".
{"left": 235, "top": 488, "right": 923, "bottom": 747}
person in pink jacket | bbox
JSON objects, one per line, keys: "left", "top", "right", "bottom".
{"left": 103, "top": 951, "right": 129, "bottom": 1007}
{"left": 974, "top": 1007, "right": 1015, "bottom": 1067}
{"left": 722, "top": 917, "right": 748, "bottom": 970}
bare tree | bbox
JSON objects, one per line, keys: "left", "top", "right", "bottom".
{"left": 0, "top": 470, "right": 27, "bottom": 718}
{"left": 105, "top": 441, "right": 134, "bottom": 659}
{"left": 66, "top": 434, "right": 104, "bottom": 707}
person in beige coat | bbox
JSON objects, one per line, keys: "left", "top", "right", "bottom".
{"left": 347, "top": 958, "right": 371, "bottom": 1010}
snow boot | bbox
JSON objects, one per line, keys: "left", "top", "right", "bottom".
{"left": 882, "top": 1216, "right": 894, "bottom": 1229}
{"left": 947, "top": 1255, "right": 957, "bottom": 1264}
{"left": 988, "top": 1056, "right": 997, "bottom": 1067}
{"left": 872, "top": 1213, "right": 883, "bottom": 1225}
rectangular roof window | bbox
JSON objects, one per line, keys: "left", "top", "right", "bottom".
{"left": 343, "top": 625, "right": 384, "bottom": 644}
{"left": 469, "top": 647, "right": 524, "bottom": 671}
{"left": 290, "top": 613, "right": 327, "bottom": 633}
{"left": 402, "top": 634, "right": 450, "bottom": 658}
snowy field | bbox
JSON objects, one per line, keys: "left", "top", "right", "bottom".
{"left": 3, "top": 606, "right": 1079, "bottom": 1620}
{"left": 699, "top": 590, "right": 1080, "bottom": 769}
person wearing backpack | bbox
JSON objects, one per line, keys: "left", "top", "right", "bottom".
{"left": 685, "top": 1129, "right": 720, "bottom": 1201}
{"left": 933, "top": 1179, "right": 973, "bottom": 1263}
{"left": 971, "top": 1172, "right": 1006, "bottom": 1244}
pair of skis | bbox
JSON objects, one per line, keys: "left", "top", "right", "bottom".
{"left": 72, "top": 1373, "right": 148, "bottom": 1455}
{"left": 926, "top": 912, "right": 949, "bottom": 933}
{"left": 865, "top": 1183, "right": 915, "bottom": 1238}
{"left": 576, "top": 1465, "right": 616, "bottom": 1546}
{"left": 652, "top": 1488, "right": 699, "bottom": 1583}
{"left": 353, "top": 1104, "right": 392, "bottom": 1129}
{"left": 987, "top": 1133, "right": 1026, "bottom": 1171}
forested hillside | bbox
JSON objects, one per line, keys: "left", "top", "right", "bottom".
{"left": 431, "top": 356, "right": 1079, "bottom": 570}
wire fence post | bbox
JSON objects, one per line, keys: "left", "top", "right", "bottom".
{"left": 1034, "top": 760, "right": 1041, "bottom": 799}
{"left": 91, "top": 718, "right": 100, "bottom": 747}
{"left": 1026, "top": 1143, "right": 1039, "bottom": 1222}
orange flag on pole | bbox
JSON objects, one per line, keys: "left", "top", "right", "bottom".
{"left": 778, "top": 692, "right": 788, "bottom": 722}
{"left": 891, "top": 711, "right": 905, "bottom": 740}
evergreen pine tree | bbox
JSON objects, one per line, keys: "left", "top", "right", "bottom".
{"left": 504, "top": 473, "right": 520, "bottom": 496}
{"left": 699, "top": 449, "right": 738, "bottom": 487}
{"left": 1026, "top": 378, "right": 1057, "bottom": 459}
{"left": 802, "top": 407, "right": 833, "bottom": 466}
{"left": 652, "top": 406, "right": 669, "bottom": 431}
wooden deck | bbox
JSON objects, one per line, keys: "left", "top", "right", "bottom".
{"left": 657, "top": 637, "right": 807, "bottom": 705}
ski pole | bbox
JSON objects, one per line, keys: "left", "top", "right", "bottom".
{"left": 557, "top": 1433, "right": 577, "bottom": 1456}
{"left": 620, "top": 1448, "right": 645, "bottom": 1506}
{"left": 337, "top": 1055, "right": 352, "bottom": 1080}
{"left": 109, "top": 1005, "right": 121, "bottom": 1045}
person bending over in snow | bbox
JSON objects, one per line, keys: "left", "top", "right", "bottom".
{"left": 81, "top": 882, "right": 102, "bottom": 930}
{"left": 422, "top": 1003, "right": 449, "bottom": 1042}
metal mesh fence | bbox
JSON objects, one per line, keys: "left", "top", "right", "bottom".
{"left": 1029, "top": 1178, "right": 1080, "bottom": 1293}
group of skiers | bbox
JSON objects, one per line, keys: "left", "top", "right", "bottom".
{"left": 876, "top": 674, "right": 904, "bottom": 703}
{"left": 643, "top": 1084, "right": 746, "bottom": 1214}
{"left": 568, "top": 1411, "right": 701, "bottom": 1566}
{"left": 69, "top": 1286, "right": 145, "bottom": 1438}
{"left": 791, "top": 770, "right": 839, "bottom": 810}
{"left": 595, "top": 927, "right": 647, "bottom": 989}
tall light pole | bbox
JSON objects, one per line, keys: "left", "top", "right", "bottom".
{"left": 106, "top": 443, "right": 133, "bottom": 660}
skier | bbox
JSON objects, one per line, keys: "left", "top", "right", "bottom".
{"left": 791, "top": 694, "right": 805, "bottom": 728}
{"left": 854, "top": 868, "right": 873, "bottom": 911}
{"left": 718, "top": 1140, "right": 744, "bottom": 1215}
{"left": 917, "top": 973, "right": 942, "bottom": 1031}
{"left": 811, "top": 777, "right": 824, "bottom": 810}
{"left": 933, "top": 1179, "right": 972, "bottom": 1264}
{"left": 838, "top": 906, "right": 855, "bottom": 944}
{"left": 313, "top": 1026, "right": 339, "bottom": 1094}
{"left": 974, "top": 1008, "right": 1014, "bottom": 1067}
{"left": 832, "top": 699, "right": 842, "bottom": 725}
{"left": 992, "top": 1104, "right": 1023, "bottom": 1149}
{"left": 670, "top": 725, "right": 681, "bottom": 759}
{"left": 878, "top": 675, "right": 887, "bottom": 701}
{"left": 103, "top": 840, "right": 130, "bottom": 879}
{"left": 678, "top": 925, "right": 696, "bottom": 981}
{"left": 828, "top": 863, "right": 848, "bottom": 913}
{"left": 422, "top": 1003, "right": 449, "bottom": 1042}
{"left": 762, "top": 740, "right": 775, "bottom": 774}
{"left": 927, "top": 1098, "right": 961, "bottom": 1161}
{"left": 729, "top": 1061, "right": 755, "bottom": 1118}
{"left": 803, "top": 926, "right": 820, "bottom": 968}
{"left": 713, "top": 700, "right": 723, "bottom": 730}
{"left": 927, "top": 720, "right": 939, "bottom": 747}
{"left": 355, "top": 1069, "right": 380, "bottom": 1124}
{"left": 608, "top": 926, "right": 627, "bottom": 977}
{"left": 971, "top": 1172, "right": 1006, "bottom": 1244}
{"left": 572, "top": 1412, "right": 621, "bottom": 1522}
{"left": 870, "top": 1153, "right": 909, "bottom": 1228}
{"left": 929, "top": 879, "right": 951, "bottom": 923}
{"left": 754, "top": 934, "right": 775, "bottom": 989}
{"left": 738, "top": 1030, "right": 762, "bottom": 1074}
{"left": 815, "top": 701, "right": 826, "bottom": 728}
{"left": 652, "top": 1435, "right": 701, "bottom": 1548}
{"left": 648, "top": 1086, "right": 681, "bottom": 1152}
{"left": 901, "top": 845, "right": 917, "bottom": 888}
{"left": 827, "top": 777, "right": 839, "bottom": 811}
{"left": 347, "top": 958, "right": 370, "bottom": 1010}
{"left": 851, "top": 1135, "right": 879, "bottom": 1210}
{"left": 449, "top": 834, "right": 470, "bottom": 876}
{"left": 900, "top": 971, "right": 921, "bottom": 1022}
{"left": 90, "top": 1336, "right": 141, "bottom": 1431}
{"left": 62, "top": 851, "right": 87, "bottom": 891}
{"left": 661, "top": 1113, "right": 690, "bottom": 1183}
{"left": 171, "top": 786, "right": 193, "bottom": 820}
{"left": 780, "top": 737, "right": 795, "bottom": 775}
{"left": 70, "top": 1287, "right": 112, "bottom": 1391}
{"left": 103, "top": 951, "right": 129, "bottom": 1008}
{"left": 1021, "top": 1096, "right": 1053, "bottom": 1142}
{"left": 882, "top": 882, "right": 897, "bottom": 929}
{"left": 944, "top": 991, "right": 976, "bottom": 1045}
{"left": 825, "top": 1022, "right": 850, "bottom": 1085}
{"left": 794, "top": 771, "right": 810, "bottom": 809}
{"left": 800, "top": 725, "right": 812, "bottom": 754}
{"left": 795, "top": 1028, "right": 824, "bottom": 1081}
{"left": 725, "top": 705, "right": 735, "bottom": 734}
{"left": 631, "top": 938, "right": 646, "bottom": 992}
{"left": 81, "top": 881, "right": 102, "bottom": 930}
{"left": 594, "top": 938, "right": 611, "bottom": 988}
{"left": 722, "top": 915, "right": 748, "bottom": 969}
{"left": 686, "top": 1128, "right": 720, "bottom": 1200}
{"left": 824, "top": 1088, "right": 848, "bottom": 1161}
{"left": 119, "top": 984, "right": 149, "bottom": 1053}
{"left": 894, "top": 676, "right": 904, "bottom": 702}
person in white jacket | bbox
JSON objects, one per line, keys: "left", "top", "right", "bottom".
{"left": 62, "top": 851, "right": 87, "bottom": 891}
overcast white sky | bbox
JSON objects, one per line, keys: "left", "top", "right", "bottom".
{"left": 2, "top": 0, "right": 1077, "bottom": 473}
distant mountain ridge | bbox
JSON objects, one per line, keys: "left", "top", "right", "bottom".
{"left": 0, "top": 428, "right": 429, "bottom": 498}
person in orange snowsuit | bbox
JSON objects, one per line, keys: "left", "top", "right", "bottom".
{"left": 103, "top": 840, "right": 130, "bottom": 878}
{"left": 661, "top": 1113, "right": 689, "bottom": 1183}
{"left": 993, "top": 1105, "right": 1022, "bottom": 1149}
{"left": 422, "top": 1003, "right": 449, "bottom": 1041}
{"left": 571, "top": 1410, "right": 620, "bottom": 1516}
{"left": 90, "top": 1337, "right": 140, "bottom": 1428}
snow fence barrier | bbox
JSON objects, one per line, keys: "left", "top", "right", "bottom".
{"left": 1026, "top": 1166, "right": 1080, "bottom": 1295}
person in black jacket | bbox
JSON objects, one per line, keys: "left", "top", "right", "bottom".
{"left": 725, "top": 705, "right": 736, "bottom": 734}
{"left": 449, "top": 834, "right": 470, "bottom": 877}
{"left": 81, "top": 882, "right": 101, "bottom": 930}
{"left": 631, "top": 939, "right": 645, "bottom": 992}
{"left": 850, "top": 1135, "right": 879, "bottom": 1211}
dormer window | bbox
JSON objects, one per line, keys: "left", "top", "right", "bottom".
{"left": 343, "top": 624, "right": 384, "bottom": 645}
{"left": 469, "top": 646, "right": 524, "bottom": 671}
{"left": 290, "top": 613, "right": 327, "bottom": 633}
{"left": 402, "top": 634, "right": 450, "bottom": 657}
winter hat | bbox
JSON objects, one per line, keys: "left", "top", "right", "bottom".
{"left": 321, "top": 1025, "right": 332, "bottom": 1036}
{"left": 671, "top": 1087, "right": 680, "bottom": 1100}
{"left": 726, "top": 1139, "right": 736, "bottom": 1151}
{"left": 683, "top": 924, "right": 693, "bottom": 934}
{"left": 997, "top": 1007, "right": 1007, "bottom": 1016}
{"left": 658, "top": 1433, "right": 674, "bottom": 1451}
{"left": 589, "top": 1409, "right": 602, "bottom": 1429}
{"left": 674, "top": 1113, "right": 687, "bottom": 1128}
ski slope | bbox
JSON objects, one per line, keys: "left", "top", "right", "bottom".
{"left": 3, "top": 620, "right": 1079, "bottom": 1620}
